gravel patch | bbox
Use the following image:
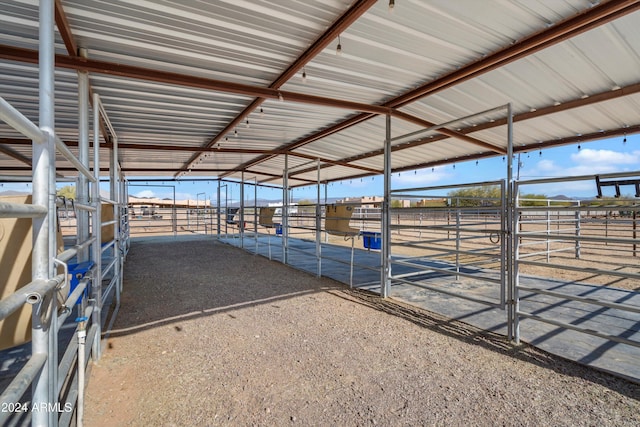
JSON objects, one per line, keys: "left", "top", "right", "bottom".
{"left": 85, "top": 237, "right": 640, "bottom": 426}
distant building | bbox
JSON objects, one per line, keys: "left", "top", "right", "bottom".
{"left": 128, "top": 196, "right": 210, "bottom": 209}
{"left": 337, "top": 196, "right": 384, "bottom": 208}
{"left": 267, "top": 202, "right": 298, "bottom": 215}
{"left": 416, "top": 198, "right": 447, "bottom": 207}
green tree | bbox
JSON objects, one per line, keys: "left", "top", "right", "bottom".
{"left": 296, "top": 199, "right": 316, "bottom": 214}
{"left": 390, "top": 199, "right": 404, "bottom": 208}
{"left": 57, "top": 185, "right": 76, "bottom": 200}
{"left": 519, "top": 194, "right": 548, "bottom": 206}
{"left": 447, "top": 185, "right": 501, "bottom": 207}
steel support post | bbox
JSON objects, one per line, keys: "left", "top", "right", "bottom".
{"left": 121, "top": 178, "right": 129, "bottom": 255}
{"left": 324, "top": 183, "right": 328, "bottom": 243}
{"left": 283, "top": 154, "right": 289, "bottom": 265}
{"left": 216, "top": 180, "right": 221, "bottom": 237}
{"left": 91, "top": 93, "right": 102, "bottom": 360}
{"left": 240, "top": 170, "right": 245, "bottom": 248}
{"left": 77, "top": 48, "right": 90, "bottom": 263}
{"left": 499, "top": 180, "right": 506, "bottom": 308}
{"left": 316, "top": 159, "right": 322, "bottom": 277}
{"left": 381, "top": 114, "right": 392, "bottom": 298}
{"left": 172, "top": 185, "right": 177, "bottom": 237}
{"left": 575, "top": 201, "right": 581, "bottom": 258}
{"left": 506, "top": 103, "right": 516, "bottom": 342}
{"left": 32, "top": 1, "right": 56, "bottom": 425}
{"left": 111, "top": 137, "right": 121, "bottom": 301}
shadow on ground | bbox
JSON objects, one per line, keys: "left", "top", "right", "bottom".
{"left": 112, "top": 235, "right": 639, "bottom": 401}
{"left": 109, "top": 235, "right": 339, "bottom": 337}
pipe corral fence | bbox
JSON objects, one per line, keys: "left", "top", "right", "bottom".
{"left": 212, "top": 102, "right": 640, "bottom": 375}
{"left": 1, "top": 23, "right": 640, "bottom": 426}
{"left": 0, "top": 4, "right": 127, "bottom": 424}
{"left": 219, "top": 170, "right": 640, "bottom": 356}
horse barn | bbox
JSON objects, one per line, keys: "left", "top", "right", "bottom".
{"left": 1, "top": 0, "right": 640, "bottom": 425}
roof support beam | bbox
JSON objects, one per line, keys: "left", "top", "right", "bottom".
{"left": 231, "top": 0, "right": 640, "bottom": 175}
{"left": 3, "top": 75, "right": 637, "bottom": 181}
{"left": 0, "top": 45, "right": 394, "bottom": 116}
{"left": 0, "top": 139, "right": 381, "bottom": 175}
{"left": 282, "top": 122, "right": 640, "bottom": 188}
{"left": 53, "top": 0, "right": 111, "bottom": 143}
{"left": 107, "top": 142, "right": 380, "bottom": 174}
{"left": 0, "top": 46, "right": 490, "bottom": 173}
{"left": 392, "top": 0, "right": 640, "bottom": 107}
{"left": 281, "top": 80, "right": 640, "bottom": 180}
{"left": 378, "top": 81, "right": 640, "bottom": 155}
{"left": 0, "top": 144, "right": 32, "bottom": 167}
{"left": 178, "top": 0, "right": 379, "bottom": 176}
{"left": 54, "top": 0, "right": 77, "bottom": 55}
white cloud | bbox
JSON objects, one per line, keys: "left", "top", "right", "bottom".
{"left": 570, "top": 148, "right": 639, "bottom": 166}
{"left": 536, "top": 159, "right": 557, "bottom": 172}
{"left": 392, "top": 167, "right": 451, "bottom": 187}
{"left": 134, "top": 190, "right": 156, "bottom": 198}
{"left": 525, "top": 148, "right": 640, "bottom": 180}
{"left": 563, "top": 149, "right": 639, "bottom": 177}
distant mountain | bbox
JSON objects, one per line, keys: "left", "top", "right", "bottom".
{"left": 549, "top": 194, "right": 596, "bottom": 201}
{"left": 224, "top": 197, "right": 343, "bottom": 207}
{"left": 0, "top": 190, "right": 30, "bottom": 197}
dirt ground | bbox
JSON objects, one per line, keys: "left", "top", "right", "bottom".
{"left": 84, "top": 237, "right": 639, "bottom": 426}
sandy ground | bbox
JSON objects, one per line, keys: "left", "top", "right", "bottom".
{"left": 84, "top": 237, "right": 639, "bottom": 426}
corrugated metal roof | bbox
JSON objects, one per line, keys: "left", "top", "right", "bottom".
{"left": 1, "top": 0, "right": 639, "bottom": 187}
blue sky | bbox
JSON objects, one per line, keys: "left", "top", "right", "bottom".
{"left": 131, "top": 133, "right": 639, "bottom": 203}
{"left": 2, "top": 134, "right": 638, "bottom": 203}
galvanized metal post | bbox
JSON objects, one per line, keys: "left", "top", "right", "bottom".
{"left": 32, "top": 0, "right": 56, "bottom": 424}
{"left": 575, "top": 201, "right": 581, "bottom": 258}
{"left": 122, "top": 177, "right": 129, "bottom": 255}
{"left": 324, "top": 182, "right": 328, "bottom": 243}
{"left": 77, "top": 48, "right": 90, "bottom": 262}
{"left": 283, "top": 154, "right": 288, "bottom": 265}
{"left": 111, "top": 137, "right": 121, "bottom": 301}
{"left": 455, "top": 208, "right": 461, "bottom": 280}
{"left": 240, "top": 170, "right": 245, "bottom": 248}
{"left": 225, "top": 185, "right": 229, "bottom": 236}
{"left": 316, "top": 159, "right": 322, "bottom": 277}
{"left": 92, "top": 93, "right": 102, "bottom": 360}
{"left": 506, "top": 103, "right": 516, "bottom": 342}
{"left": 381, "top": 114, "right": 392, "bottom": 298}
{"left": 216, "top": 180, "right": 221, "bottom": 237}
{"left": 500, "top": 179, "right": 506, "bottom": 307}
{"left": 546, "top": 200, "right": 551, "bottom": 263}
{"left": 171, "top": 185, "right": 176, "bottom": 237}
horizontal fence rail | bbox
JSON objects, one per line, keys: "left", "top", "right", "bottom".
{"left": 514, "top": 173, "right": 640, "bottom": 349}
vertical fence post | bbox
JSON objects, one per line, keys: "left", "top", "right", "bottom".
{"left": 283, "top": 155, "right": 288, "bottom": 265}
{"left": 381, "top": 114, "right": 392, "bottom": 298}
{"left": 31, "top": 0, "right": 56, "bottom": 424}
{"left": 254, "top": 179, "right": 258, "bottom": 236}
{"left": 92, "top": 93, "right": 102, "bottom": 361}
{"left": 240, "top": 171, "right": 245, "bottom": 249}
{"left": 173, "top": 185, "right": 177, "bottom": 237}
{"left": 316, "top": 159, "right": 322, "bottom": 277}
{"left": 575, "top": 200, "right": 581, "bottom": 259}
{"left": 324, "top": 183, "right": 328, "bottom": 244}
{"left": 633, "top": 208, "right": 637, "bottom": 257}
{"left": 506, "top": 103, "right": 516, "bottom": 342}
{"left": 216, "top": 180, "right": 221, "bottom": 237}
{"left": 500, "top": 180, "right": 506, "bottom": 308}
{"left": 546, "top": 200, "right": 551, "bottom": 263}
{"left": 77, "top": 48, "right": 90, "bottom": 263}
{"left": 455, "top": 208, "right": 460, "bottom": 280}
